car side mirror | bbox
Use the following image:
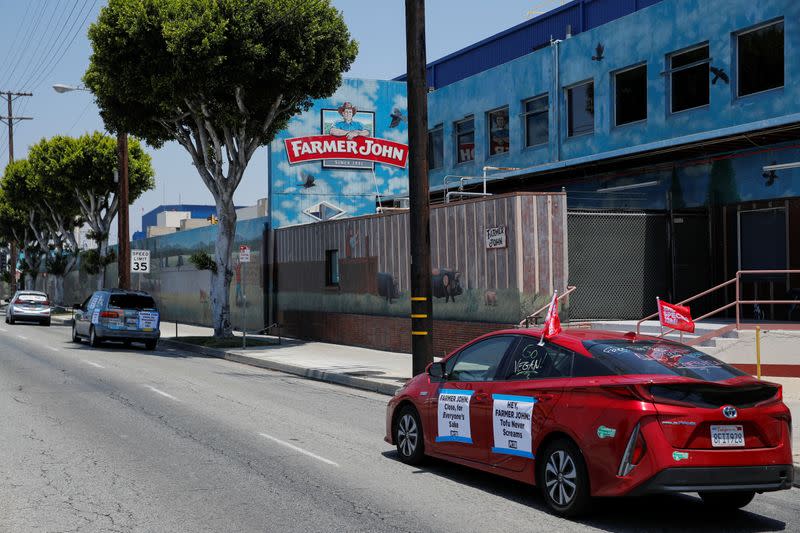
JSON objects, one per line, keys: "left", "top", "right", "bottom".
{"left": 428, "top": 362, "right": 446, "bottom": 380}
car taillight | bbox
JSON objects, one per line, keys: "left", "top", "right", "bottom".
{"left": 618, "top": 423, "right": 647, "bottom": 476}
{"left": 14, "top": 299, "right": 23, "bottom": 305}
{"left": 631, "top": 431, "right": 647, "bottom": 465}
{"left": 604, "top": 385, "right": 651, "bottom": 401}
{"left": 42, "top": 300, "right": 50, "bottom": 306}
{"left": 99, "top": 311, "right": 120, "bottom": 318}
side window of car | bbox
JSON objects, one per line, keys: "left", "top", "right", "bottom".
{"left": 571, "top": 353, "right": 614, "bottom": 377}
{"left": 501, "top": 338, "right": 573, "bottom": 380}
{"left": 445, "top": 336, "right": 516, "bottom": 382}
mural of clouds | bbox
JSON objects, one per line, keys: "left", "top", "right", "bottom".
{"left": 269, "top": 79, "right": 409, "bottom": 228}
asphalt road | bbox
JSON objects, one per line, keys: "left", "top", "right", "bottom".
{"left": 0, "top": 323, "right": 798, "bottom": 533}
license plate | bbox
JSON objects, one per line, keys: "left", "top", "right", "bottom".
{"left": 710, "top": 425, "right": 744, "bottom": 447}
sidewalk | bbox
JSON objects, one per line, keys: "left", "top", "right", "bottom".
{"left": 51, "top": 316, "right": 799, "bottom": 482}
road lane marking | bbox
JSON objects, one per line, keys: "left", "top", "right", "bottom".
{"left": 47, "top": 346, "right": 59, "bottom": 352}
{"left": 83, "top": 361, "right": 105, "bottom": 368}
{"left": 16, "top": 335, "right": 28, "bottom": 340}
{"left": 258, "top": 432, "right": 339, "bottom": 467}
{"left": 145, "top": 385, "right": 180, "bottom": 401}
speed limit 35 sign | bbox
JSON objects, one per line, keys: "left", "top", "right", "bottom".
{"left": 131, "top": 249, "right": 150, "bottom": 273}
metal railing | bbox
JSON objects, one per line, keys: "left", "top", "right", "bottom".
{"left": 635, "top": 269, "right": 800, "bottom": 345}
{"left": 518, "top": 285, "right": 577, "bottom": 328}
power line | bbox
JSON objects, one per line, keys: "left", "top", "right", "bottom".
{"left": 18, "top": 0, "right": 85, "bottom": 91}
{"left": 0, "top": 0, "right": 36, "bottom": 85}
{"left": 25, "top": 0, "right": 99, "bottom": 92}
{"left": 4, "top": 0, "right": 49, "bottom": 89}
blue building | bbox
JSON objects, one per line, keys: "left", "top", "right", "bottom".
{"left": 411, "top": 0, "right": 799, "bottom": 319}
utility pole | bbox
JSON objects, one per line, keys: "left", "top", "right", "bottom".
{"left": 0, "top": 91, "right": 33, "bottom": 296}
{"left": 117, "top": 133, "right": 130, "bottom": 289}
{"left": 405, "top": 0, "right": 434, "bottom": 375}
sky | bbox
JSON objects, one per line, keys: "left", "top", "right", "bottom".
{"left": 0, "top": 0, "right": 565, "bottom": 243}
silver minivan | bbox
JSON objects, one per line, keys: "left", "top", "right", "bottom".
{"left": 72, "top": 289, "right": 160, "bottom": 349}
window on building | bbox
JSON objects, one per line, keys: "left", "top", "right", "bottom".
{"left": 523, "top": 95, "right": 549, "bottom": 147}
{"left": 487, "top": 107, "right": 510, "bottom": 156}
{"left": 455, "top": 117, "right": 475, "bottom": 164}
{"left": 615, "top": 64, "right": 647, "bottom": 125}
{"left": 325, "top": 249, "right": 339, "bottom": 286}
{"left": 738, "top": 20, "right": 784, "bottom": 97}
{"left": 669, "top": 44, "right": 709, "bottom": 113}
{"left": 567, "top": 81, "right": 594, "bottom": 136}
{"left": 428, "top": 124, "right": 444, "bottom": 170}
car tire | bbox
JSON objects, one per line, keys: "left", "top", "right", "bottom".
{"left": 89, "top": 326, "right": 102, "bottom": 348}
{"left": 394, "top": 405, "right": 425, "bottom": 465}
{"left": 537, "top": 438, "right": 591, "bottom": 517}
{"left": 71, "top": 323, "right": 81, "bottom": 343}
{"left": 42, "top": 319, "right": 51, "bottom": 327}
{"left": 699, "top": 491, "right": 755, "bottom": 510}
{"left": 144, "top": 340, "right": 157, "bottom": 351}
{"left": 8, "top": 316, "right": 14, "bottom": 325}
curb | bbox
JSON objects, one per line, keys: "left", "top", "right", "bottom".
{"left": 795, "top": 464, "right": 799, "bottom": 489}
{"left": 159, "top": 338, "right": 402, "bottom": 396}
{"left": 50, "top": 316, "right": 73, "bottom": 327}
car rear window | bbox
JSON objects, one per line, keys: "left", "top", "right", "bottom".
{"left": 18, "top": 293, "right": 47, "bottom": 302}
{"left": 108, "top": 294, "right": 156, "bottom": 310}
{"left": 582, "top": 339, "right": 747, "bottom": 382}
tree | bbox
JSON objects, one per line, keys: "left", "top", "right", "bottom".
{"left": 85, "top": 0, "right": 357, "bottom": 337}
{"left": 0, "top": 160, "right": 46, "bottom": 291}
{"left": 58, "top": 133, "right": 154, "bottom": 290}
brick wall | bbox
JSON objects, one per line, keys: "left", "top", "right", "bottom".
{"left": 279, "top": 310, "right": 514, "bottom": 356}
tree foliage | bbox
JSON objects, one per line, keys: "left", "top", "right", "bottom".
{"left": 85, "top": 0, "right": 357, "bottom": 336}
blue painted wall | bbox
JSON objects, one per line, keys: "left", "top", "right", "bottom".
{"left": 427, "top": 0, "right": 800, "bottom": 192}
{"left": 268, "top": 78, "right": 408, "bottom": 228}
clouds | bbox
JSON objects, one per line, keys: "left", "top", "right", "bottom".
{"left": 332, "top": 78, "right": 380, "bottom": 110}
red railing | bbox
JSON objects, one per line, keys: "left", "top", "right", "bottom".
{"left": 519, "top": 286, "right": 577, "bottom": 328}
{"left": 636, "top": 270, "right": 800, "bottom": 345}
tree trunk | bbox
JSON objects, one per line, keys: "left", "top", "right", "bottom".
{"left": 53, "top": 275, "right": 65, "bottom": 308}
{"left": 97, "top": 238, "right": 108, "bottom": 291}
{"left": 211, "top": 198, "right": 237, "bottom": 337}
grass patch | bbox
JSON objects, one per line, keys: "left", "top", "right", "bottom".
{"left": 172, "top": 336, "right": 279, "bottom": 349}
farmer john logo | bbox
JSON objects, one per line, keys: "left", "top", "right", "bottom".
{"left": 283, "top": 102, "right": 409, "bottom": 169}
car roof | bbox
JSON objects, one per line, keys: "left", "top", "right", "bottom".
{"left": 17, "top": 290, "right": 47, "bottom": 295}
{"left": 475, "top": 328, "right": 667, "bottom": 356}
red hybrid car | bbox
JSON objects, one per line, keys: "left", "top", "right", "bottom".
{"left": 385, "top": 329, "right": 794, "bottom": 517}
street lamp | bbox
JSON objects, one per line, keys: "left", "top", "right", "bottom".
{"left": 52, "top": 83, "right": 131, "bottom": 290}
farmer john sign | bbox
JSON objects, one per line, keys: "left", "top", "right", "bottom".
{"left": 284, "top": 102, "right": 409, "bottom": 170}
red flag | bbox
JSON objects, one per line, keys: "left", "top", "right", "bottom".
{"left": 539, "top": 291, "right": 562, "bottom": 345}
{"left": 657, "top": 298, "right": 695, "bottom": 333}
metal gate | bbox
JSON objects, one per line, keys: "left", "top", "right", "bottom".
{"left": 567, "top": 211, "right": 668, "bottom": 319}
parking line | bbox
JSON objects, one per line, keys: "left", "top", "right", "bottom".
{"left": 83, "top": 361, "right": 105, "bottom": 369}
{"left": 145, "top": 385, "right": 180, "bottom": 401}
{"left": 258, "top": 432, "right": 340, "bottom": 467}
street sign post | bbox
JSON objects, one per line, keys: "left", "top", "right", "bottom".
{"left": 239, "top": 245, "right": 250, "bottom": 348}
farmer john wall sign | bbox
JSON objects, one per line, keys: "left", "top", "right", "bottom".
{"left": 284, "top": 104, "right": 409, "bottom": 169}
{"left": 269, "top": 78, "right": 409, "bottom": 229}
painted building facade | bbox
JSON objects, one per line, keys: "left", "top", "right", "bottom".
{"left": 268, "top": 78, "right": 408, "bottom": 228}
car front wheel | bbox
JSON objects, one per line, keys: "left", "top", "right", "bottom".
{"left": 699, "top": 491, "right": 755, "bottom": 510}
{"left": 394, "top": 406, "right": 424, "bottom": 465}
{"left": 538, "top": 438, "right": 591, "bottom": 517}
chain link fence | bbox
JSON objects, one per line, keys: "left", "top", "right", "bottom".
{"left": 567, "top": 211, "right": 668, "bottom": 320}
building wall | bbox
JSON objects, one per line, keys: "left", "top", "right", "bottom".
{"left": 427, "top": 0, "right": 800, "bottom": 189}
{"left": 274, "top": 192, "right": 567, "bottom": 351}
{"left": 268, "top": 78, "right": 408, "bottom": 228}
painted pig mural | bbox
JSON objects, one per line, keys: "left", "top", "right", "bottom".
{"left": 377, "top": 272, "right": 399, "bottom": 303}
{"left": 432, "top": 268, "right": 463, "bottom": 303}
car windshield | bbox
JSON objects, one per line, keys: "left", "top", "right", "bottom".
{"left": 108, "top": 294, "right": 156, "bottom": 310}
{"left": 583, "top": 339, "right": 747, "bottom": 382}
{"left": 18, "top": 293, "right": 47, "bottom": 302}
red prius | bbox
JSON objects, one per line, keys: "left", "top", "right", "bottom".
{"left": 385, "top": 329, "right": 794, "bottom": 517}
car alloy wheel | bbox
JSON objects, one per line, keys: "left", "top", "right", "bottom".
{"left": 545, "top": 450, "right": 577, "bottom": 507}
{"left": 394, "top": 406, "right": 424, "bottom": 465}
{"left": 538, "top": 438, "right": 590, "bottom": 517}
